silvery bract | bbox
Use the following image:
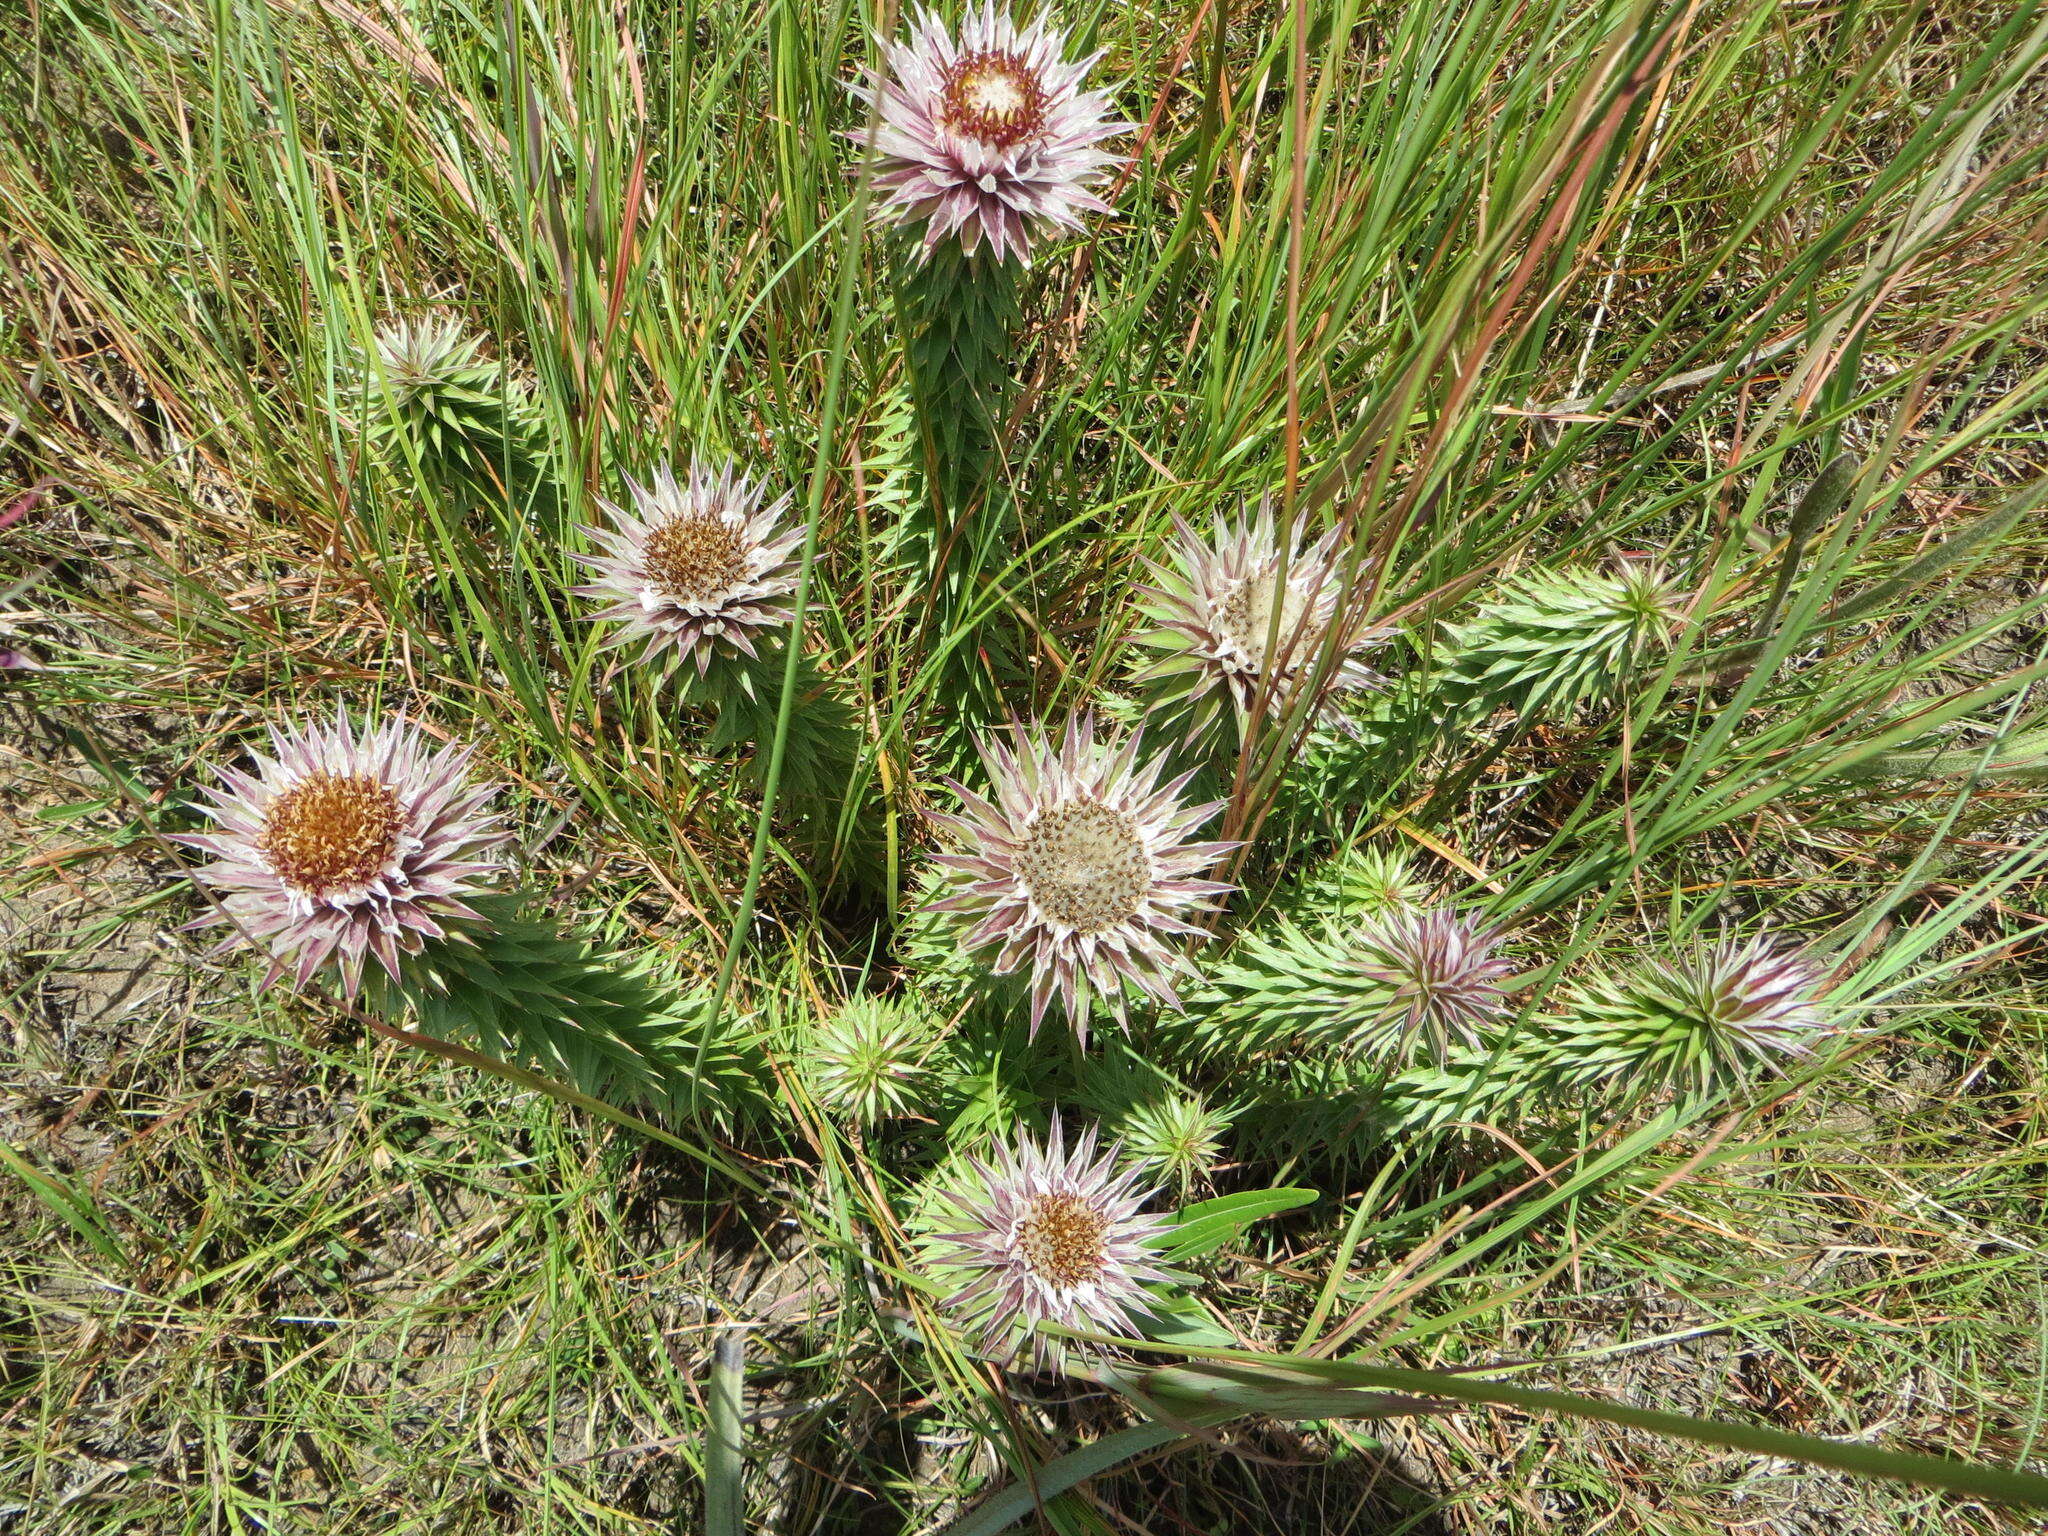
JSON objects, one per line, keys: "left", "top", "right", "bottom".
{"left": 1134, "top": 503, "right": 1386, "bottom": 746}
{"left": 856, "top": 3, "right": 1127, "bottom": 264}
{"left": 928, "top": 713, "right": 1235, "bottom": 1039}
{"left": 176, "top": 711, "right": 507, "bottom": 995}
{"left": 574, "top": 461, "right": 803, "bottom": 675}
{"left": 927, "top": 1121, "right": 1176, "bottom": 1353}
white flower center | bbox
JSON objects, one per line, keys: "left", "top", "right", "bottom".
{"left": 965, "top": 70, "right": 1026, "bottom": 117}
{"left": 1015, "top": 1192, "right": 1109, "bottom": 1289}
{"left": 1015, "top": 798, "right": 1150, "bottom": 934}
{"left": 940, "top": 52, "right": 1046, "bottom": 148}
{"left": 260, "top": 773, "right": 405, "bottom": 897}
{"left": 1218, "top": 570, "right": 1318, "bottom": 672}
{"left": 642, "top": 512, "right": 750, "bottom": 603}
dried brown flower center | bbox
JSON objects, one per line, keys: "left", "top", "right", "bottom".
{"left": 643, "top": 513, "right": 750, "bottom": 603}
{"left": 1016, "top": 798, "right": 1149, "bottom": 934}
{"left": 1218, "top": 570, "right": 1316, "bottom": 671}
{"left": 260, "top": 773, "right": 405, "bottom": 896}
{"left": 940, "top": 52, "right": 1047, "bottom": 147}
{"left": 1015, "top": 1192, "right": 1109, "bottom": 1289}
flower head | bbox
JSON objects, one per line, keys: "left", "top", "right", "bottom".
{"left": 1134, "top": 502, "right": 1387, "bottom": 748}
{"left": 1564, "top": 934, "right": 1835, "bottom": 1097}
{"left": 927, "top": 713, "right": 1236, "bottom": 1040}
{"left": 363, "top": 315, "right": 492, "bottom": 404}
{"left": 927, "top": 1120, "right": 1176, "bottom": 1353}
{"left": 574, "top": 461, "right": 802, "bottom": 675}
{"left": 175, "top": 712, "right": 507, "bottom": 996}
{"left": 1357, "top": 907, "right": 1515, "bottom": 1057}
{"left": 855, "top": 3, "right": 1127, "bottom": 264}
{"left": 1657, "top": 935, "right": 1834, "bottom": 1060}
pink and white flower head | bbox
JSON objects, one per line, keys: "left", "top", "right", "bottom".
{"left": 573, "top": 461, "right": 802, "bottom": 676}
{"left": 1134, "top": 501, "right": 1387, "bottom": 747}
{"left": 927, "top": 712, "right": 1236, "bottom": 1040}
{"left": 927, "top": 1120, "right": 1177, "bottom": 1356}
{"left": 1658, "top": 935, "right": 1835, "bottom": 1063}
{"left": 1357, "top": 907, "right": 1514, "bottom": 1057}
{"left": 175, "top": 712, "right": 508, "bottom": 996}
{"left": 855, "top": 3, "right": 1128, "bottom": 265}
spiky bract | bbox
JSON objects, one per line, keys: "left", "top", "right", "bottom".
{"left": 927, "top": 713, "right": 1236, "bottom": 1041}
{"left": 1554, "top": 935, "right": 1835, "bottom": 1098}
{"left": 1113, "top": 1092, "right": 1231, "bottom": 1193}
{"left": 390, "top": 898, "right": 768, "bottom": 1126}
{"left": 574, "top": 461, "right": 802, "bottom": 676}
{"left": 926, "top": 1121, "right": 1176, "bottom": 1355}
{"left": 176, "top": 711, "right": 506, "bottom": 996}
{"left": 1133, "top": 503, "right": 1386, "bottom": 751}
{"left": 1355, "top": 907, "right": 1516, "bottom": 1058}
{"left": 856, "top": 3, "right": 1126, "bottom": 265}
{"left": 1202, "top": 907, "right": 1511, "bottom": 1064}
{"left": 805, "top": 995, "right": 940, "bottom": 1126}
{"left": 353, "top": 316, "right": 541, "bottom": 483}
{"left": 1281, "top": 845, "right": 1427, "bottom": 923}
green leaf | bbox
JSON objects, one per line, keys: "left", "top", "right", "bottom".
{"left": 1156, "top": 1187, "right": 1319, "bottom": 1262}
{"left": 936, "top": 1422, "right": 1204, "bottom": 1536}
{"left": 1111, "top": 1346, "right": 2048, "bottom": 1509}
{"left": 0, "top": 1141, "right": 127, "bottom": 1266}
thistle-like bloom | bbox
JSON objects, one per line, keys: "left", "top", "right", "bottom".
{"left": 855, "top": 3, "right": 1127, "bottom": 264}
{"left": 1133, "top": 503, "right": 1386, "bottom": 747}
{"left": 574, "top": 461, "right": 802, "bottom": 675}
{"left": 1656, "top": 935, "right": 1834, "bottom": 1062}
{"left": 175, "top": 712, "right": 507, "bottom": 995}
{"left": 363, "top": 315, "right": 491, "bottom": 405}
{"left": 928, "top": 713, "right": 1236, "bottom": 1039}
{"left": 1357, "top": 908, "right": 1515, "bottom": 1056}
{"left": 927, "top": 1121, "right": 1177, "bottom": 1353}
{"left": 1565, "top": 934, "right": 1835, "bottom": 1097}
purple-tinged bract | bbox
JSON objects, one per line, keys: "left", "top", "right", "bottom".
{"left": 927, "top": 713, "right": 1236, "bottom": 1040}
{"left": 1357, "top": 907, "right": 1514, "bottom": 1055}
{"left": 1133, "top": 502, "right": 1386, "bottom": 748}
{"left": 1562, "top": 932, "right": 1837, "bottom": 1098}
{"left": 1658, "top": 935, "right": 1833, "bottom": 1061}
{"left": 855, "top": 3, "right": 1128, "bottom": 265}
{"left": 176, "top": 712, "right": 508, "bottom": 996}
{"left": 927, "top": 1121, "right": 1177, "bottom": 1354}
{"left": 574, "top": 462, "right": 802, "bottom": 675}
